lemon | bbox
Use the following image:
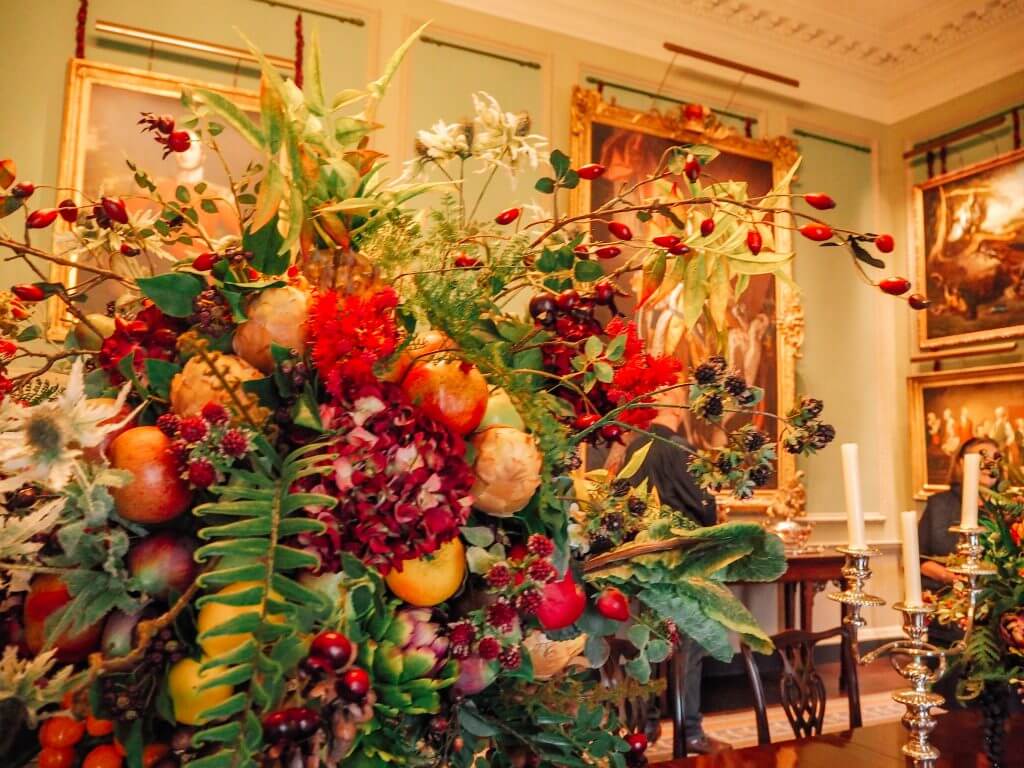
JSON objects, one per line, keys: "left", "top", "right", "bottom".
{"left": 168, "top": 657, "right": 233, "bottom": 725}
{"left": 196, "top": 581, "right": 286, "bottom": 658}
{"left": 385, "top": 538, "right": 466, "bottom": 607}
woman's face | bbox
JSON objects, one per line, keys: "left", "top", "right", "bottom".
{"left": 963, "top": 442, "right": 999, "bottom": 488}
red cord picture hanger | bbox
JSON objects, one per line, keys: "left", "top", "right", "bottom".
{"left": 294, "top": 14, "right": 304, "bottom": 88}
{"left": 75, "top": 0, "right": 88, "bottom": 58}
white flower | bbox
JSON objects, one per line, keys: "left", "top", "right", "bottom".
{"left": 567, "top": 522, "right": 590, "bottom": 555}
{"left": 0, "top": 360, "right": 132, "bottom": 493}
{"left": 470, "top": 92, "right": 547, "bottom": 173}
{"left": 415, "top": 120, "right": 472, "bottom": 163}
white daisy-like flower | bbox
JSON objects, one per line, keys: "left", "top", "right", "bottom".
{"left": 470, "top": 92, "right": 547, "bottom": 173}
{"left": 0, "top": 360, "right": 132, "bottom": 493}
{"left": 415, "top": 119, "right": 472, "bottom": 163}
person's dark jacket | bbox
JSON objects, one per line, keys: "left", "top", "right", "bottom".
{"left": 918, "top": 486, "right": 961, "bottom": 593}
{"left": 621, "top": 424, "right": 717, "bottom": 527}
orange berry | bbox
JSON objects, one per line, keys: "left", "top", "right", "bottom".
{"left": 142, "top": 744, "right": 170, "bottom": 768}
{"left": 83, "top": 744, "right": 124, "bottom": 768}
{"left": 38, "top": 747, "right": 76, "bottom": 768}
{"left": 60, "top": 691, "right": 76, "bottom": 710}
{"left": 39, "top": 716, "right": 85, "bottom": 748}
{"left": 85, "top": 714, "right": 114, "bottom": 737}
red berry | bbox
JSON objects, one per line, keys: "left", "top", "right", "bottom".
{"left": 527, "top": 534, "right": 555, "bottom": 558}
{"left": 340, "top": 667, "right": 371, "bottom": 701}
{"left": 221, "top": 429, "right": 249, "bottom": 458}
{"left": 495, "top": 207, "right": 520, "bottom": 225}
{"left": 700, "top": 218, "right": 715, "bottom": 237}
{"left": 683, "top": 103, "right": 704, "bottom": 121}
{"left": 683, "top": 156, "right": 700, "bottom": 182}
{"left": 12, "top": 284, "right": 46, "bottom": 302}
{"left": 178, "top": 416, "right": 208, "bottom": 443}
{"left": 595, "top": 246, "right": 621, "bottom": 260}
{"left": 573, "top": 244, "right": 590, "bottom": 257}
{"left": 874, "top": 233, "right": 895, "bottom": 253}
{"left": 11, "top": 182, "right": 35, "bottom": 198}
{"left": 302, "top": 655, "right": 334, "bottom": 677}
{"left": 593, "top": 281, "right": 616, "bottom": 306}
{"left": 625, "top": 732, "right": 649, "bottom": 754}
{"left": 101, "top": 197, "right": 129, "bottom": 225}
{"left": 186, "top": 458, "right": 216, "bottom": 488}
{"left": 652, "top": 234, "right": 679, "bottom": 248}
{"left": 192, "top": 252, "right": 218, "bottom": 271}
{"left": 799, "top": 223, "right": 833, "bottom": 242}
{"left": 57, "top": 199, "right": 78, "bottom": 223}
{"left": 287, "top": 707, "right": 321, "bottom": 739}
{"left": 600, "top": 424, "right": 624, "bottom": 443}
{"left": 556, "top": 290, "right": 580, "bottom": 312}
{"left": 262, "top": 710, "right": 296, "bottom": 743}
{"left": 879, "top": 277, "right": 911, "bottom": 296}
{"left": 486, "top": 563, "right": 512, "bottom": 589}
{"left": 157, "top": 115, "right": 175, "bottom": 135}
{"left": 454, "top": 253, "right": 481, "bottom": 268}
{"left": 201, "top": 402, "right": 229, "bottom": 424}
{"left": 120, "top": 243, "right": 139, "bottom": 257}
{"left": 668, "top": 242, "right": 691, "bottom": 256}
{"left": 803, "top": 193, "right": 835, "bottom": 210}
{"left": 156, "top": 413, "right": 180, "bottom": 437}
{"left": 607, "top": 221, "right": 633, "bottom": 241}
{"left": 477, "top": 636, "right": 501, "bottom": 660}
{"left": 746, "top": 228, "right": 763, "bottom": 255}
{"left": 576, "top": 163, "right": 606, "bottom": 180}
{"left": 246, "top": 267, "right": 260, "bottom": 280}
{"left": 573, "top": 413, "right": 601, "bottom": 430}
{"left": 908, "top": 293, "right": 930, "bottom": 311}
{"left": 595, "top": 587, "right": 630, "bottom": 621}
{"left": 311, "top": 631, "right": 353, "bottom": 669}
{"left": 26, "top": 209, "right": 58, "bottom": 229}
{"left": 166, "top": 131, "right": 191, "bottom": 154}
{"left": 499, "top": 646, "right": 521, "bottom": 670}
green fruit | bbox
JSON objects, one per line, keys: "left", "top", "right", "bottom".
{"left": 73, "top": 314, "right": 116, "bottom": 351}
{"left": 477, "top": 388, "right": 524, "bottom": 431}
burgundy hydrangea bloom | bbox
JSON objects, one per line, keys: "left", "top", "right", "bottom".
{"left": 296, "top": 380, "right": 474, "bottom": 575}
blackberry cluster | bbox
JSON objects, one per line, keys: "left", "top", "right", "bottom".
{"left": 98, "top": 671, "right": 158, "bottom": 723}
{"left": 980, "top": 684, "right": 1008, "bottom": 768}
{"left": 279, "top": 357, "right": 310, "bottom": 389}
{"left": 722, "top": 372, "right": 747, "bottom": 396}
{"left": 190, "top": 287, "right": 233, "bottom": 337}
{"left": 749, "top": 464, "right": 773, "bottom": 488}
{"left": 611, "top": 478, "right": 631, "bottom": 497}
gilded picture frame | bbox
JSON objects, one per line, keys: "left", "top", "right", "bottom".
{"left": 908, "top": 362, "right": 1024, "bottom": 499}
{"left": 50, "top": 59, "right": 259, "bottom": 336}
{"left": 914, "top": 148, "right": 1024, "bottom": 351}
{"left": 568, "top": 86, "right": 803, "bottom": 514}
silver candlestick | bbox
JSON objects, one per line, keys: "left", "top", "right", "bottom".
{"left": 826, "top": 546, "right": 885, "bottom": 634}
{"left": 945, "top": 525, "right": 997, "bottom": 651}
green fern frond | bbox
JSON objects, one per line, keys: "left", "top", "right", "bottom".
{"left": 187, "top": 438, "right": 336, "bottom": 768}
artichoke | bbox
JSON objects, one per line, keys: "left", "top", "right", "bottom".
{"left": 357, "top": 607, "right": 458, "bottom": 716}
{"left": 1000, "top": 609, "right": 1024, "bottom": 656}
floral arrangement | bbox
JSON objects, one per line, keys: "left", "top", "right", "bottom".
{"left": 0, "top": 26, "right": 911, "bottom": 768}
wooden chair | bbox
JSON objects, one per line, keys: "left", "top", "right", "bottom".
{"left": 740, "top": 626, "right": 861, "bottom": 745}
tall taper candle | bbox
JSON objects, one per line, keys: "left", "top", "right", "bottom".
{"left": 841, "top": 443, "right": 866, "bottom": 549}
{"left": 900, "top": 510, "right": 923, "bottom": 606}
{"left": 960, "top": 452, "right": 981, "bottom": 530}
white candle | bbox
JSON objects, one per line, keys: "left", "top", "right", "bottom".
{"left": 900, "top": 510, "right": 924, "bottom": 606}
{"left": 841, "top": 443, "right": 866, "bottom": 549}
{"left": 960, "top": 452, "right": 981, "bottom": 530}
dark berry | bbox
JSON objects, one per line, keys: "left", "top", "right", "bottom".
{"left": 302, "top": 655, "right": 334, "bottom": 678}
{"left": 340, "top": 667, "right": 371, "bottom": 701}
{"left": 801, "top": 397, "right": 824, "bottom": 417}
{"left": 590, "top": 534, "right": 614, "bottom": 555}
{"left": 742, "top": 429, "right": 768, "bottom": 451}
{"left": 529, "top": 294, "right": 558, "bottom": 326}
{"left": 611, "top": 478, "right": 631, "bottom": 497}
{"left": 311, "top": 631, "right": 353, "bottom": 669}
{"left": 811, "top": 423, "right": 836, "bottom": 449}
{"left": 693, "top": 362, "right": 718, "bottom": 385}
{"left": 628, "top": 497, "right": 646, "bottom": 516}
{"left": 593, "top": 281, "right": 616, "bottom": 306}
{"left": 605, "top": 512, "right": 623, "bottom": 531}
{"left": 749, "top": 465, "right": 772, "bottom": 487}
{"left": 556, "top": 289, "right": 580, "bottom": 312}
{"left": 702, "top": 394, "right": 724, "bottom": 418}
{"left": 715, "top": 453, "right": 733, "bottom": 473}
{"left": 263, "top": 710, "right": 296, "bottom": 743}
{"left": 722, "top": 373, "right": 746, "bottom": 396}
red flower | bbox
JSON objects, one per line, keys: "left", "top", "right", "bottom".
{"left": 1010, "top": 520, "right": 1024, "bottom": 548}
{"left": 98, "top": 303, "right": 181, "bottom": 385}
{"left": 307, "top": 288, "right": 400, "bottom": 399}
{"left": 294, "top": 380, "right": 473, "bottom": 575}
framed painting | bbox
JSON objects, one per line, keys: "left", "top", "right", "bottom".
{"left": 51, "top": 59, "right": 259, "bottom": 334}
{"left": 568, "top": 86, "right": 803, "bottom": 514}
{"left": 908, "top": 363, "right": 1024, "bottom": 499}
{"left": 914, "top": 148, "right": 1024, "bottom": 350}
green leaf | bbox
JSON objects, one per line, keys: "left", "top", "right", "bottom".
{"left": 550, "top": 149, "right": 570, "bottom": 178}
{"left": 365, "top": 22, "right": 427, "bottom": 114}
{"left": 616, "top": 442, "right": 651, "bottom": 480}
{"left": 191, "top": 88, "right": 265, "bottom": 150}
{"left": 303, "top": 27, "right": 326, "bottom": 114}
{"left": 584, "top": 634, "right": 610, "bottom": 667}
{"left": 243, "top": 214, "right": 287, "bottom": 276}
{"left": 144, "top": 359, "right": 181, "bottom": 400}
{"left": 175, "top": 185, "right": 190, "bottom": 203}
{"left": 200, "top": 198, "right": 219, "bottom": 214}
{"left": 574, "top": 260, "right": 604, "bottom": 282}
{"left": 460, "top": 706, "right": 499, "bottom": 737}
{"left": 646, "top": 638, "right": 671, "bottom": 663}
{"left": 626, "top": 623, "right": 650, "bottom": 650}
{"left": 584, "top": 335, "right": 603, "bottom": 360}
{"left": 561, "top": 169, "right": 580, "bottom": 189}
{"left": 135, "top": 273, "right": 203, "bottom": 317}
{"left": 459, "top": 526, "right": 495, "bottom": 548}
{"left": 534, "top": 176, "right": 556, "bottom": 194}
{"left": 593, "top": 361, "right": 614, "bottom": 383}
{"left": 624, "top": 655, "right": 651, "bottom": 683}
{"left": 683, "top": 251, "right": 707, "bottom": 329}
{"left": 605, "top": 333, "right": 626, "bottom": 362}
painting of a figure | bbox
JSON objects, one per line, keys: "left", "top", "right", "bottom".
{"left": 916, "top": 148, "right": 1024, "bottom": 349}
{"left": 53, "top": 60, "right": 258, "bottom": 329}
{"left": 909, "top": 364, "right": 1024, "bottom": 497}
{"left": 588, "top": 122, "right": 778, "bottom": 457}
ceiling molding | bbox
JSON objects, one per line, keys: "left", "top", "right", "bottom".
{"left": 439, "top": 0, "right": 1024, "bottom": 123}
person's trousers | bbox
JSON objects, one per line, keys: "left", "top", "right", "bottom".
{"left": 677, "top": 636, "right": 704, "bottom": 736}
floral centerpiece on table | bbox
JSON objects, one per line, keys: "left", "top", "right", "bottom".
{"left": 0, "top": 26, "right": 912, "bottom": 768}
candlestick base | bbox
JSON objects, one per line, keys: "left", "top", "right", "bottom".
{"left": 826, "top": 546, "right": 886, "bottom": 630}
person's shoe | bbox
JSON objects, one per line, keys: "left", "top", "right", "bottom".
{"left": 685, "top": 734, "right": 732, "bottom": 755}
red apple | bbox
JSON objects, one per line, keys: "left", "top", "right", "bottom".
{"left": 109, "top": 426, "right": 191, "bottom": 524}
{"left": 401, "top": 357, "right": 488, "bottom": 436}
{"left": 82, "top": 398, "right": 136, "bottom": 462}
{"left": 536, "top": 571, "right": 587, "bottom": 630}
{"left": 379, "top": 330, "right": 451, "bottom": 384}
{"left": 23, "top": 574, "right": 103, "bottom": 662}
{"left": 127, "top": 533, "right": 197, "bottom": 600}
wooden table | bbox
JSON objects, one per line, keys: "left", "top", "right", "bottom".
{"left": 774, "top": 551, "right": 845, "bottom": 632}
{"left": 651, "top": 710, "right": 1013, "bottom": 766}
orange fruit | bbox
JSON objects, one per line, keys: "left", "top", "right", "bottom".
{"left": 38, "top": 748, "right": 76, "bottom": 768}
{"left": 83, "top": 744, "right": 123, "bottom": 768}
{"left": 196, "top": 581, "right": 287, "bottom": 658}
{"left": 39, "top": 716, "right": 85, "bottom": 748}
{"left": 385, "top": 537, "right": 466, "bottom": 607}
{"left": 85, "top": 714, "right": 114, "bottom": 737}
{"left": 167, "top": 657, "right": 233, "bottom": 726}
{"left": 142, "top": 744, "right": 170, "bottom": 768}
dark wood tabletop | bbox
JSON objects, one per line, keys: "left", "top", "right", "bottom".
{"left": 651, "top": 710, "right": 1017, "bottom": 767}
